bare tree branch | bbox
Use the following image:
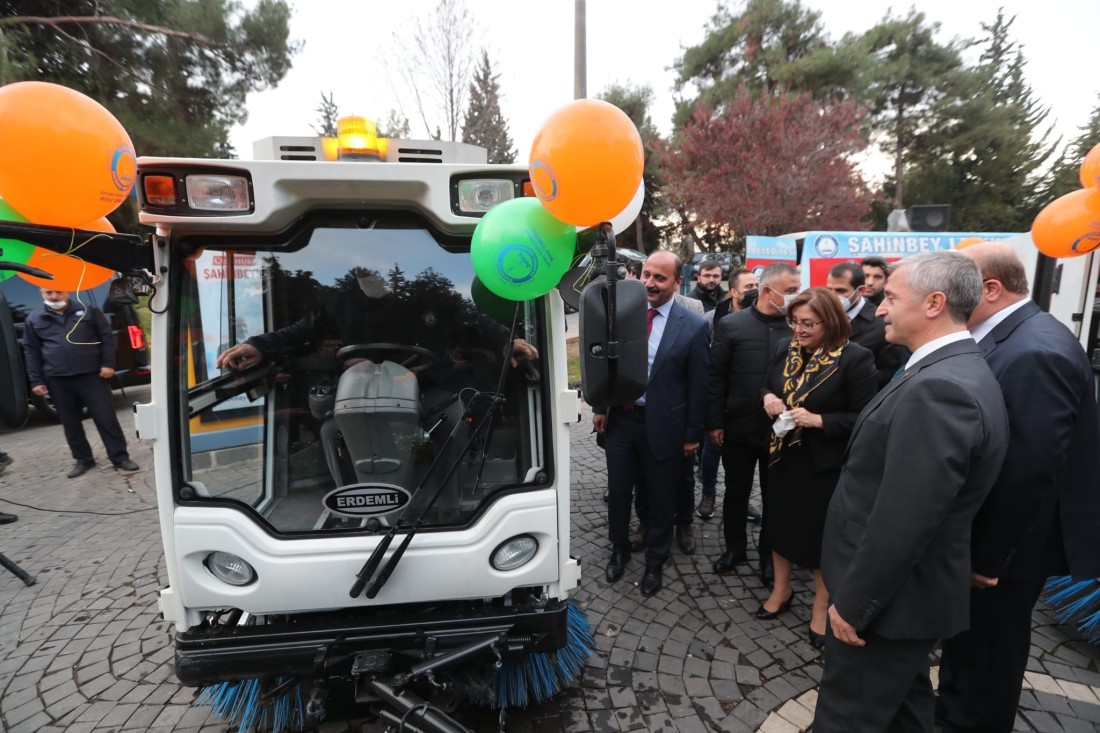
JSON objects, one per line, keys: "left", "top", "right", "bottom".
{"left": 0, "top": 16, "right": 221, "bottom": 48}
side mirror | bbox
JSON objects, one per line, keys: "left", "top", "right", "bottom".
{"left": 578, "top": 277, "right": 648, "bottom": 408}
{"left": 107, "top": 275, "right": 144, "bottom": 306}
{"left": 0, "top": 292, "right": 29, "bottom": 429}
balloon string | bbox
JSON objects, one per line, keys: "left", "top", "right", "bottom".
{"left": 37, "top": 227, "right": 111, "bottom": 346}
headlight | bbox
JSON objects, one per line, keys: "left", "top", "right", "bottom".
{"left": 204, "top": 551, "right": 256, "bottom": 586}
{"left": 457, "top": 179, "right": 514, "bottom": 213}
{"left": 490, "top": 534, "right": 539, "bottom": 571}
{"left": 185, "top": 174, "right": 251, "bottom": 211}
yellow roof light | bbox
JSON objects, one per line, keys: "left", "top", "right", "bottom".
{"left": 337, "top": 116, "right": 381, "bottom": 161}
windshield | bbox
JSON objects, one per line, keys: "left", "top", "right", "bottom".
{"left": 173, "top": 216, "right": 548, "bottom": 534}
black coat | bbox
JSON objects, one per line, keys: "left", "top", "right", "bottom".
{"left": 970, "top": 301, "right": 1100, "bottom": 581}
{"left": 688, "top": 284, "right": 723, "bottom": 312}
{"left": 24, "top": 302, "right": 116, "bottom": 384}
{"left": 765, "top": 340, "right": 878, "bottom": 474}
{"left": 705, "top": 307, "right": 791, "bottom": 444}
{"left": 847, "top": 301, "right": 908, "bottom": 389}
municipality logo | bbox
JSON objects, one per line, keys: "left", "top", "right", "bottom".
{"left": 814, "top": 235, "right": 839, "bottom": 258}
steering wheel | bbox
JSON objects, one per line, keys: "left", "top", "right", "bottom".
{"left": 336, "top": 343, "right": 435, "bottom": 373}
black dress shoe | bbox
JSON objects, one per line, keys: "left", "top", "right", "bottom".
{"left": 712, "top": 550, "right": 746, "bottom": 574}
{"left": 605, "top": 550, "right": 629, "bottom": 583}
{"left": 755, "top": 592, "right": 795, "bottom": 620}
{"left": 67, "top": 462, "right": 94, "bottom": 479}
{"left": 641, "top": 565, "right": 663, "bottom": 597}
{"left": 113, "top": 459, "right": 140, "bottom": 472}
{"left": 0, "top": 512, "right": 17, "bottom": 525}
{"left": 808, "top": 628, "right": 826, "bottom": 651}
{"left": 746, "top": 507, "right": 762, "bottom": 524}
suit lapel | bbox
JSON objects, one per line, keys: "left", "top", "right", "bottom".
{"left": 845, "top": 337, "right": 981, "bottom": 454}
{"left": 650, "top": 301, "right": 684, "bottom": 381}
{"left": 846, "top": 366, "right": 913, "bottom": 449}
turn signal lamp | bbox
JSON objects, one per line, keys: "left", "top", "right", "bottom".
{"left": 337, "top": 116, "right": 382, "bottom": 161}
{"left": 144, "top": 175, "right": 177, "bottom": 206}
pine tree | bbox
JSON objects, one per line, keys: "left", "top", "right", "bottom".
{"left": 460, "top": 50, "right": 516, "bottom": 164}
{"left": 312, "top": 91, "right": 339, "bottom": 137}
{"left": 904, "top": 11, "right": 1058, "bottom": 230}
{"left": 1040, "top": 96, "right": 1100, "bottom": 202}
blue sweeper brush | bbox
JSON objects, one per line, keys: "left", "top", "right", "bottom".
{"left": 1042, "top": 575, "right": 1100, "bottom": 644}
{"left": 193, "top": 599, "right": 593, "bottom": 731}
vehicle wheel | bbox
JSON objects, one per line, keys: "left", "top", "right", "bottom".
{"left": 31, "top": 393, "right": 90, "bottom": 422}
{"left": 31, "top": 392, "right": 61, "bottom": 422}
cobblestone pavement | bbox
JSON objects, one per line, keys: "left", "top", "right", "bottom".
{"left": 1, "top": 387, "right": 1099, "bottom": 732}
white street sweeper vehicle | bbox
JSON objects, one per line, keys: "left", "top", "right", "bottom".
{"left": 0, "top": 119, "right": 668, "bottom": 731}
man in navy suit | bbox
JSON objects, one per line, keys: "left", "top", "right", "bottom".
{"left": 593, "top": 251, "right": 709, "bottom": 597}
{"left": 936, "top": 242, "right": 1100, "bottom": 732}
{"left": 815, "top": 251, "right": 1008, "bottom": 732}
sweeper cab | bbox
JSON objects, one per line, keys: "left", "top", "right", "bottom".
{"left": 0, "top": 118, "right": 666, "bottom": 731}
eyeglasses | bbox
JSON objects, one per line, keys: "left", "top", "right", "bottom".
{"left": 788, "top": 319, "right": 822, "bottom": 330}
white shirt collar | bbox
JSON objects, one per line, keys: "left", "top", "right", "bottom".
{"left": 904, "top": 330, "right": 973, "bottom": 371}
{"left": 970, "top": 298, "right": 1031, "bottom": 343}
{"left": 650, "top": 298, "right": 675, "bottom": 318}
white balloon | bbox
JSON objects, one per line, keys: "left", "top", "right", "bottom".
{"left": 609, "top": 181, "right": 645, "bottom": 234}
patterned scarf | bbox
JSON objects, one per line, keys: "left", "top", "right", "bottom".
{"left": 768, "top": 338, "right": 847, "bottom": 466}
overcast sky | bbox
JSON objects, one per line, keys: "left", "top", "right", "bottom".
{"left": 229, "top": 0, "right": 1099, "bottom": 174}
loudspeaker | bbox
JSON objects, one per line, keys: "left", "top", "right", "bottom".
{"left": 906, "top": 205, "right": 951, "bottom": 232}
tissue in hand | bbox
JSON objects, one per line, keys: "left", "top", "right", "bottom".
{"left": 772, "top": 411, "right": 796, "bottom": 438}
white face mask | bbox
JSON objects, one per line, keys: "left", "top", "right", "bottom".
{"left": 836, "top": 294, "right": 852, "bottom": 312}
{"left": 358, "top": 274, "right": 387, "bottom": 299}
{"left": 774, "top": 292, "right": 797, "bottom": 316}
{"left": 43, "top": 298, "right": 68, "bottom": 310}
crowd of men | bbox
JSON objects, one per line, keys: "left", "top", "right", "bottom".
{"left": 593, "top": 246, "right": 1099, "bottom": 732}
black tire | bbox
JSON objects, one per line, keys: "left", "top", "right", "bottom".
{"left": 31, "top": 392, "right": 60, "bottom": 422}
{"left": 30, "top": 392, "right": 90, "bottom": 422}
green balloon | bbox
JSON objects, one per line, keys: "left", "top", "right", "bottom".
{"left": 471, "top": 197, "right": 576, "bottom": 301}
{"left": 471, "top": 276, "right": 519, "bottom": 324}
{"left": 0, "top": 199, "right": 35, "bottom": 283}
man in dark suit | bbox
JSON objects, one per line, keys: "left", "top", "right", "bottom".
{"left": 814, "top": 251, "right": 1009, "bottom": 733}
{"left": 827, "top": 261, "right": 908, "bottom": 388}
{"left": 936, "top": 242, "right": 1100, "bottom": 732}
{"left": 593, "top": 251, "right": 709, "bottom": 597}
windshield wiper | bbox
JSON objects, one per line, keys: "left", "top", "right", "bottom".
{"left": 348, "top": 390, "right": 504, "bottom": 599}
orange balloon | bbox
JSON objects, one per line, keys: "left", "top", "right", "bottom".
{"left": 954, "top": 237, "right": 985, "bottom": 250}
{"left": 528, "top": 99, "right": 644, "bottom": 227}
{"left": 18, "top": 217, "right": 116, "bottom": 290}
{"left": 1079, "top": 143, "right": 1100, "bottom": 189}
{"left": 1031, "top": 188, "right": 1100, "bottom": 259}
{"left": 0, "top": 82, "right": 135, "bottom": 226}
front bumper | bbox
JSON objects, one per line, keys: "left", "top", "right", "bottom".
{"left": 175, "top": 598, "right": 568, "bottom": 686}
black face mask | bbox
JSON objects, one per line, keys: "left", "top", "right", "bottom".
{"left": 738, "top": 289, "right": 759, "bottom": 308}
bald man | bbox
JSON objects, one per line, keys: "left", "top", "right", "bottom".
{"left": 593, "top": 251, "right": 709, "bottom": 597}
{"left": 936, "top": 243, "right": 1100, "bottom": 732}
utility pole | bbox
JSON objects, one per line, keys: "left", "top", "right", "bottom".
{"left": 574, "top": 0, "right": 586, "bottom": 100}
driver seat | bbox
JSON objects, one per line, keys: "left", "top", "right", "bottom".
{"left": 332, "top": 360, "right": 420, "bottom": 489}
